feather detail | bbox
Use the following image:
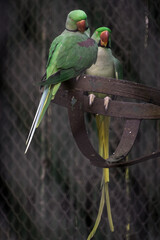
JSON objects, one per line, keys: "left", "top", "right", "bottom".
{"left": 86, "top": 26, "right": 123, "bottom": 239}
{"left": 87, "top": 115, "right": 113, "bottom": 239}
{"left": 25, "top": 83, "right": 61, "bottom": 154}
{"left": 36, "top": 83, "right": 61, "bottom": 127}
{"left": 97, "top": 115, "right": 114, "bottom": 232}
{"left": 25, "top": 87, "right": 49, "bottom": 153}
{"left": 25, "top": 23, "right": 97, "bottom": 153}
{"left": 87, "top": 186, "right": 105, "bottom": 240}
{"left": 78, "top": 38, "right": 95, "bottom": 48}
{"left": 104, "top": 182, "right": 114, "bottom": 232}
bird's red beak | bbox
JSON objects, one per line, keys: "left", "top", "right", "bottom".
{"left": 100, "top": 31, "right": 109, "bottom": 47}
{"left": 77, "top": 20, "right": 86, "bottom": 33}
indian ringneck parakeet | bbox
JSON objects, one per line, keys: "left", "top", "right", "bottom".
{"left": 86, "top": 27, "right": 123, "bottom": 239}
{"left": 25, "top": 10, "right": 98, "bottom": 153}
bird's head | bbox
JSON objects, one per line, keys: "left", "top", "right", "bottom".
{"left": 92, "top": 27, "right": 112, "bottom": 48}
{"left": 65, "top": 10, "right": 89, "bottom": 35}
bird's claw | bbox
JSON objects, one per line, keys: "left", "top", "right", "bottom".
{"left": 104, "top": 96, "right": 111, "bottom": 111}
{"left": 88, "top": 93, "right": 96, "bottom": 106}
{"left": 76, "top": 74, "right": 83, "bottom": 81}
{"left": 76, "top": 76, "right": 80, "bottom": 81}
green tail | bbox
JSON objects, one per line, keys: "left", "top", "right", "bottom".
{"left": 36, "top": 83, "right": 61, "bottom": 127}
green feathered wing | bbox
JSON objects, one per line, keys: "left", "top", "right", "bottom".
{"left": 25, "top": 32, "right": 97, "bottom": 153}
{"left": 41, "top": 34, "right": 97, "bottom": 87}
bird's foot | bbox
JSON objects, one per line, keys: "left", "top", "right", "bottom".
{"left": 88, "top": 93, "right": 96, "bottom": 106}
{"left": 104, "top": 96, "right": 111, "bottom": 111}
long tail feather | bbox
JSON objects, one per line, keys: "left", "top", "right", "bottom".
{"left": 36, "top": 83, "right": 61, "bottom": 128}
{"left": 101, "top": 116, "right": 114, "bottom": 232}
{"left": 87, "top": 187, "right": 105, "bottom": 240}
{"left": 104, "top": 182, "right": 114, "bottom": 232}
{"left": 25, "top": 87, "right": 50, "bottom": 154}
{"left": 87, "top": 115, "right": 113, "bottom": 239}
{"left": 26, "top": 87, "right": 49, "bottom": 145}
{"left": 25, "top": 83, "right": 61, "bottom": 154}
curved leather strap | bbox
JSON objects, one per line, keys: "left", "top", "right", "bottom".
{"left": 108, "top": 119, "right": 141, "bottom": 162}
{"left": 54, "top": 89, "right": 160, "bottom": 119}
{"left": 52, "top": 77, "right": 160, "bottom": 168}
{"left": 67, "top": 91, "right": 141, "bottom": 168}
{"left": 68, "top": 105, "right": 160, "bottom": 168}
{"left": 66, "top": 76, "right": 160, "bottom": 105}
{"left": 48, "top": 75, "right": 160, "bottom": 105}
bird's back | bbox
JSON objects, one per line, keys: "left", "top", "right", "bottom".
{"left": 42, "top": 31, "right": 98, "bottom": 86}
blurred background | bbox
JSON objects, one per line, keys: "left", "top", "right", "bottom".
{"left": 1, "top": 0, "right": 160, "bottom": 239}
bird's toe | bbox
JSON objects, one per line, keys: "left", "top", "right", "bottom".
{"left": 88, "top": 93, "right": 96, "bottom": 106}
{"left": 104, "top": 96, "right": 111, "bottom": 111}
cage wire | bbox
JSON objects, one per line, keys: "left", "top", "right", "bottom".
{"left": 0, "top": 0, "right": 160, "bottom": 239}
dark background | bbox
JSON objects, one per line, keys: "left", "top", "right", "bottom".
{"left": 1, "top": 0, "right": 160, "bottom": 239}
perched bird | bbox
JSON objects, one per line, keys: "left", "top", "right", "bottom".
{"left": 25, "top": 10, "right": 98, "bottom": 153}
{"left": 86, "top": 27, "right": 123, "bottom": 239}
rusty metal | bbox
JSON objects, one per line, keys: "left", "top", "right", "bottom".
{"left": 52, "top": 75, "right": 160, "bottom": 168}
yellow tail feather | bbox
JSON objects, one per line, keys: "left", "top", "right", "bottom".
{"left": 98, "top": 115, "right": 114, "bottom": 232}
{"left": 104, "top": 182, "right": 114, "bottom": 232}
{"left": 87, "top": 187, "right": 105, "bottom": 240}
{"left": 87, "top": 115, "right": 114, "bottom": 239}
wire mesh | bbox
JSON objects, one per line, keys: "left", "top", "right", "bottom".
{"left": 1, "top": 0, "right": 160, "bottom": 239}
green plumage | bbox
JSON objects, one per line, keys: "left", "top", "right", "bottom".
{"left": 41, "top": 32, "right": 97, "bottom": 86}
{"left": 86, "top": 27, "right": 123, "bottom": 239}
{"left": 87, "top": 27, "right": 122, "bottom": 80}
{"left": 25, "top": 10, "right": 98, "bottom": 153}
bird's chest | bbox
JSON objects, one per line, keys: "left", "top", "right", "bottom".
{"left": 86, "top": 48, "right": 115, "bottom": 78}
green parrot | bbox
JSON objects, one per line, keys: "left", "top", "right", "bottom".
{"left": 25, "top": 10, "right": 98, "bottom": 153}
{"left": 86, "top": 27, "right": 123, "bottom": 239}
